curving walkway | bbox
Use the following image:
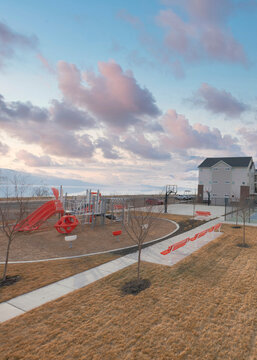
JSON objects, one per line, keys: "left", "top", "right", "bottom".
{"left": 0, "top": 217, "right": 223, "bottom": 323}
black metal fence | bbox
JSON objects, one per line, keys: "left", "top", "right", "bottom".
{"left": 224, "top": 198, "right": 257, "bottom": 223}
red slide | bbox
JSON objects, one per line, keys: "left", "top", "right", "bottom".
{"left": 16, "top": 188, "right": 64, "bottom": 232}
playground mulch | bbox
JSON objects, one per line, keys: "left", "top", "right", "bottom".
{"left": 0, "top": 215, "right": 177, "bottom": 262}
{"left": 0, "top": 224, "right": 256, "bottom": 360}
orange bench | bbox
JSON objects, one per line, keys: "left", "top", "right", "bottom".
{"left": 195, "top": 211, "right": 211, "bottom": 217}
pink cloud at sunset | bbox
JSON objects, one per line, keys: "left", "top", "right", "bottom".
{"left": 16, "top": 150, "right": 58, "bottom": 167}
{"left": 157, "top": 0, "right": 248, "bottom": 65}
{"left": 57, "top": 60, "right": 161, "bottom": 129}
{"left": 161, "top": 109, "right": 241, "bottom": 153}
{"left": 120, "top": 133, "right": 171, "bottom": 160}
{"left": 190, "top": 83, "right": 248, "bottom": 117}
{"left": 237, "top": 127, "right": 257, "bottom": 156}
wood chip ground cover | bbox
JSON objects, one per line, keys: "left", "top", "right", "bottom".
{"left": 0, "top": 224, "right": 256, "bottom": 359}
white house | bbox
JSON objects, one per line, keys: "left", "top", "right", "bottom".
{"left": 198, "top": 157, "right": 255, "bottom": 202}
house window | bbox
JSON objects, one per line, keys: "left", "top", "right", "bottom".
{"left": 209, "top": 181, "right": 212, "bottom": 184}
{"left": 213, "top": 168, "right": 218, "bottom": 170}
{"left": 212, "top": 194, "right": 217, "bottom": 197}
{"left": 213, "top": 181, "right": 218, "bottom": 184}
{"left": 242, "top": 182, "right": 245, "bottom": 185}
{"left": 225, "top": 168, "right": 230, "bottom": 171}
{"left": 225, "top": 181, "right": 230, "bottom": 184}
{"left": 232, "top": 181, "right": 235, "bottom": 184}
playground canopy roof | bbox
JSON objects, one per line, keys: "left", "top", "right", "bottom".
{"left": 198, "top": 157, "right": 252, "bottom": 168}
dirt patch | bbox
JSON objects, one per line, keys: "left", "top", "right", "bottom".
{"left": 0, "top": 275, "right": 21, "bottom": 288}
{"left": 0, "top": 216, "right": 177, "bottom": 261}
{"left": 237, "top": 243, "right": 250, "bottom": 248}
{"left": 121, "top": 278, "right": 151, "bottom": 296}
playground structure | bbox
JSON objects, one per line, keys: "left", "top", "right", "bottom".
{"left": 64, "top": 193, "right": 131, "bottom": 226}
{"left": 64, "top": 190, "right": 106, "bottom": 226}
{"left": 14, "top": 188, "right": 132, "bottom": 235}
{"left": 14, "top": 188, "right": 171, "bottom": 235}
{"left": 54, "top": 215, "right": 79, "bottom": 234}
{"left": 15, "top": 187, "right": 64, "bottom": 232}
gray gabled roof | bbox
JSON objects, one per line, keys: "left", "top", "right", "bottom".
{"left": 198, "top": 157, "right": 252, "bottom": 168}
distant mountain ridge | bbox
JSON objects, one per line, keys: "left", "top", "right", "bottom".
{"left": 0, "top": 168, "right": 101, "bottom": 189}
{"left": 0, "top": 168, "right": 169, "bottom": 196}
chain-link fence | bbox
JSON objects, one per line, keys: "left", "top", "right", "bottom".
{"left": 224, "top": 198, "right": 257, "bottom": 224}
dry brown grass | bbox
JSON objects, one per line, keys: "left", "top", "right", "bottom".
{"left": 1, "top": 224, "right": 256, "bottom": 359}
{"left": 0, "top": 253, "right": 119, "bottom": 302}
{"left": 0, "top": 214, "right": 179, "bottom": 302}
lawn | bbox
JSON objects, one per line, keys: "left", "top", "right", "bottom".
{"left": 0, "top": 253, "right": 119, "bottom": 302}
{"left": 0, "top": 214, "right": 200, "bottom": 302}
{"left": 0, "top": 224, "right": 256, "bottom": 359}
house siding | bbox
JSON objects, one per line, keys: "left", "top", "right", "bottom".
{"left": 198, "top": 157, "right": 255, "bottom": 201}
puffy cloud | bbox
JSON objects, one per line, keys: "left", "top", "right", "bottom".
{"left": 37, "top": 132, "right": 95, "bottom": 159}
{"left": 0, "top": 94, "right": 48, "bottom": 123}
{"left": 237, "top": 127, "right": 257, "bottom": 155}
{"left": 57, "top": 60, "right": 161, "bottom": 129}
{"left": 190, "top": 83, "right": 248, "bottom": 117}
{"left": 0, "top": 141, "right": 9, "bottom": 155}
{"left": 16, "top": 150, "right": 58, "bottom": 167}
{"left": 156, "top": 0, "right": 248, "bottom": 66}
{"left": 161, "top": 109, "right": 241, "bottom": 153}
{"left": 50, "top": 100, "right": 96, "bottom": 130}
{"left": 95, "top": 138, "right": 121, "bottom": 159}
{"left": 0, "top": 21, "right": 37, "bottom": 68}
{"left": 121, "top": 133, "right": 171, "bottom": 160}
{"left": 0, "top": 94, "right": 95, "bottom": 160}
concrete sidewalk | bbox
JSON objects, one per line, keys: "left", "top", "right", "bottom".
{"left": 0, "top": 217, "right": 223, "bottom": 324}
{"left": 0, "top": 257, "right": 137, "bottom": 323}
{"left": 125, "top": 217, "right": 223, "bottom": 266}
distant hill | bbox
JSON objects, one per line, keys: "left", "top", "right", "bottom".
{"left": 0, "top": 168, "right": 99, "bottom": 187}
{"left": 0, "top": 168, "right": 102, "bottom": 197}
{"left": 0, "top": 168, "right": 172, "bottom": 196}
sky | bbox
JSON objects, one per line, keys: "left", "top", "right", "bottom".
{"left": 0, "top": 0, "right": 257, "bottom": 194}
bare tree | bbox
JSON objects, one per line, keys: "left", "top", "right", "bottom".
{"left": 0, "top": 175, "right": 29, "bottom": 283}
{"left": 237, "top": 199, "right": 253, "bottom": 247}
{"left": 32, "top": 184, "right": 50, "bottom": 198}
{"left": 123, "top": 198, "right": 162, "bottom": 282}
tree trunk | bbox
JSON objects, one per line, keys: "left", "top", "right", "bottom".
{"left": 243, "top": 218, "right": 246, "bottom": 246}
{"left": 137, "top": 243, "right": 142, "bottom": 281}
{"left": 3, "top": 238, "right": 12, "bottom": 282}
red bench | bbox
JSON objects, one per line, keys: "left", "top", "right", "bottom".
{"left": 160, "top": 223, "right": 222, "bottom": 255}
{"left": 214, "top": 223, "right": 222, "bottom": 231}
{"left": 171, "top": 238, "right": 189, "bottom": 251}
{"left": 195, "top": 211, "right": 211, "bottom": 217}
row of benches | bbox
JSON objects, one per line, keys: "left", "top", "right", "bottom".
{"left": 160, "top": 223, "right": 222, "bottom": 255}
